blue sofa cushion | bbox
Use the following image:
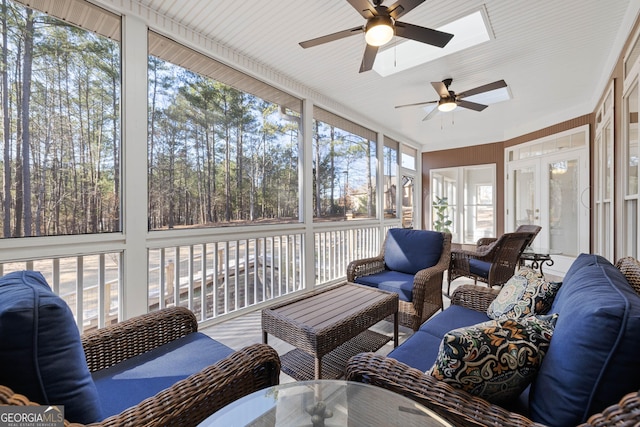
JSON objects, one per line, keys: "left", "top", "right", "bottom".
{"left": 387, "top": 330, "right": 444, "bottom": 372}
{"left": 384, "top": 228, "right": 443, "bottom": 275}
{"left": 0, "top": 271, "right": 103, "bottom": 424}
{"left": 469, "top": 258, "right": 491, "bottom": 278}
{"left": 530, "top": 253, "right": 640, "bottom": 426}
{"left": 92, "top": 331, "right": 234, "bottom": 419}
{"left": 418, "top": 304, "right": 491, "bottom": 338}
{"left": 354, "top": 270, "right": 415, "bottom": 302}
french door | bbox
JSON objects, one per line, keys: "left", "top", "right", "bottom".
{"left": 506, "top": 147, "right": 589, "bottom": 275}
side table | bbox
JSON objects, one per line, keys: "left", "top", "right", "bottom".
{"left": 519, "top": 248, "right": 557, "bottom": 275}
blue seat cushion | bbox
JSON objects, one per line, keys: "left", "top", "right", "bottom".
{"left": 387, "top": 330, "right": 443, "bottom": 371}
{"left": 92, "top": 332, "right": 234, "bottom": 419}
{"left": 530, "top": 253, "right": 640, "bottom": 426}
{"left": 418, "top": 304, "right": 491, "bottom": 338}
{"left": 384, "top": 228, "right": 443, "bottom": 275}
{"left": 354, "top": 270, "right": 415, "bottom": 302}
{"left": 0, "top": 271, "right": 103, "bottom": 424}
{"left": 388, "top": 305, "right": 491, "bottom": 372}
{"left": 469, "top": 258, "right": 491, "bottom": 278}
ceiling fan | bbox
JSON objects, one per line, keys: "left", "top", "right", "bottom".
{"left": 395, "top": 78, "right": 508, "bottom": 121}
{"left": 299, "top": 0, "right": 454, "bottom": 73}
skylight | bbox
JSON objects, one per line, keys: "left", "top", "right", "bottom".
{"left": 373, "top": 8, "right": 492, "bottom": 77}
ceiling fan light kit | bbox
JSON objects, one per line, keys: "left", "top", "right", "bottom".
{"left": 365, "top": 16, "right": 395, "bottom": 46}
{"left": 437, "top": 99, "right": 457, "bottom": 112}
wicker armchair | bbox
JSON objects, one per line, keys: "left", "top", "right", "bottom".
{"left": 447, "top": 231, "right": 532, "bottom": 295}
{"left": 0, "top": 307, "right": 281, "bottom": 427}
{"left": 347, "top": 229, "right": 451, "bottom": 331}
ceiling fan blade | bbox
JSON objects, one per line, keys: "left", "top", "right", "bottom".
{"left": 431, "top": 81, "right": 449, "bottom": 98}
{"left": 422, "top": 106, "right": 440, "bottom": 121}
{"left": 395, "top": 100, "right": 437, "bottom": 109}
{"left": 299, "top": 26, "right": 363, "bottom": 48}
{"left": 457, "top": 100, "right": 488, "bottom": 112}
{"left": 457, "top": 80, "right": 507, "bottom": 98}
{"left": 387, "top": 0, "right": 425, "bottom": 20}
{"left": 359, "top": 44, "right": 379, "bottom": 72}
{"left": 395, "top": 22, "right": 453, "bottom": 48}
{"left": 346, "top": 0, "right": 378, "bottom": 19}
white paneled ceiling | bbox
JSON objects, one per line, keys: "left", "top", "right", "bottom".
{"left": 113, "top": 0, "right": 637, "bottom": 150}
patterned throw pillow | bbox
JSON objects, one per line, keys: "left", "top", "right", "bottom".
{"left": 429, "top": 314, "right": 557, "bottom": 403}
{"left": 487, "top": 267, "right": 561, "bottom": 319}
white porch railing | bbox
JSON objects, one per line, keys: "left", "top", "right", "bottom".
{"left": 0, "top": 222, "right": 398, "bottom": 330}
{"left": 147, "top": 233, "right": 305, "bottom": 322}
{"left": 0, "top": 253, "right": 121, "bottom": 333}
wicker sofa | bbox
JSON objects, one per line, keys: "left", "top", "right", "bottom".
{"left": 0, "top": 271, "right": 280, "bottom": 427}
{"left": 346, "top": 254, "right": 640, "bottom": 427}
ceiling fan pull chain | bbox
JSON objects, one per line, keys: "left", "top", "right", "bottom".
{"left": 394, "top": 43, "right": 397, "bottom": 68}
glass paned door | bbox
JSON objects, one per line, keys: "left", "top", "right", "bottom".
{"left": 507, "top": 147, "right": 589, "bottom": 272}
{"left": 547, "top": 158, "right": 580, "bottom": 256}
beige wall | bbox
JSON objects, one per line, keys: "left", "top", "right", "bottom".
{"left": 422, "top": 12, "right": 640, "bottom": 258}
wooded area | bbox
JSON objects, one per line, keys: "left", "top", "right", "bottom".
{"left": 0, "top": 1, "right": 120, "bottom": 237}
{"left": 1, "top": 0, "right": 377, "bottom": 238}
{"left": 148, "top": 57, "right": 377, "bottom": 229}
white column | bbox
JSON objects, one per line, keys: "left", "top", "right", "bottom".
{"left": 301, "top": 99, "right": 315, "bottom": 290}
{"left": 120, "top": 15, "right": 149, "bottom": 319}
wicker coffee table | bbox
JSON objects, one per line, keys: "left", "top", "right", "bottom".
{"left": 262, "top": 283, "right": 398, "bottom": 381}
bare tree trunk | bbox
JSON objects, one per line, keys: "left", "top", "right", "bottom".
{"left": 20, "top": 8, "right": 33, "bottom": 236}
{"left": 2, "top": 0, "right": 11, "bottom": 237}
{"left": 237, "top": 123, "right": 243, "bottom": 220}
{"left": 111, "top": 64, "right": 119, "bottom": 231}
{"left": 13, "top": 38, "right": 22, "bottom": 237}
{"left": 148, "top": 59, "right": 158, "bottom": 229}
{"left": 223, "top": 97, "right": 231, "bottom": 222}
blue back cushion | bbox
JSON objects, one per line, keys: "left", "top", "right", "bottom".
{"left": 0, "top": 271, "right": 103, "bottom": 423}
{"left": 419, "top": 305, "right": 491, "bottom": 339}
{"left": 92, "top": 332, "right": 234, "bottom": 418}
{"left": 530, "top": 254, "right": 640, "bottom": 426}
{"left": 384, "top": 229, "right": 443, "bottom": 275}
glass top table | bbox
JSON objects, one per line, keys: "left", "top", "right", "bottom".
{"left": 199, "top": 380, "right": 453, "bottom": 427}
